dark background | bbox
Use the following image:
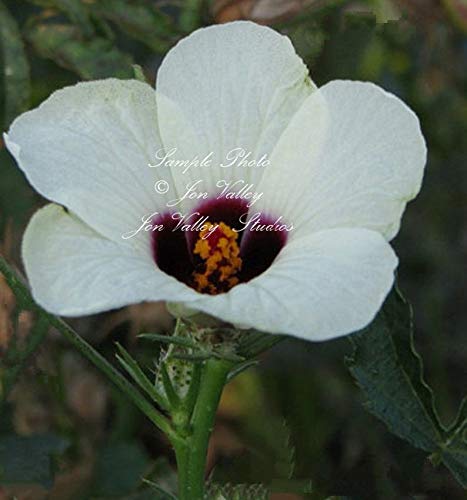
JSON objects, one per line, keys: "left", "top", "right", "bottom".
{"left": 0, "top": 1, "right": 466, "bottom": 498}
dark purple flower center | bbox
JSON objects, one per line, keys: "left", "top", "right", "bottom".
{"left": 152, "top": 198, "right": 288, "bottom": 294}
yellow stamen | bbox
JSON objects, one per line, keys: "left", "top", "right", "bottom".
{"left": 192, "top": 222, "right": 242, "bottom": 294}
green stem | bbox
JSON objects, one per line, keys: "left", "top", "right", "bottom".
{"left": 175, "top": 358, "right": 233, "bottom": 500}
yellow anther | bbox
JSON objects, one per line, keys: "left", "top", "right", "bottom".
{"left": 192, "top": 222, "right": 242, "bottom": 294}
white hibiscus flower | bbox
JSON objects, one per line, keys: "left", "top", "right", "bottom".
{"left": 4, "top": 21, "right": 426, "bottom": 342}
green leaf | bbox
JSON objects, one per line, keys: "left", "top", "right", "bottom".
{"left": 440, "top": 428, "right": 467, "bottom": 487}
{"left": 439, "top": 396, "right": 467, "bottom": 486}
{"left": 347, "top": 287, "right": 467, "bottom": 487}
{"left": 348, "top": 288, "right": 442, "bottom": 450}
{"left": 26, "top": 22, "right": 133, "bottom": 79}
{"left": 183, "top": 362, "right": 202, "bottom": 416}
{"left": 0, "top": 0, "right": 31, "bottom": 127}
{"left": 449, "top": 396, "right": 467, "bottom": 433}
{"left": 91, "top": 441, "right": 149, "bottom": 497}
{"left": 212, "top": 380, "right": 304, "bottom": 490}
{"left": 160, "top": 361, "right": 181, "bottom": 409}
{"left": 115, "top": 342, "right": 170, "bottom": 411}
{"left": 273, "top": 419, "right": 295, "bottom": 480}
{"left": 236, "top": 330, "right": 285, "bottom": 358}
{"left": 0, "top": 433, "right": 68, "bottom": 488}
{"left": 226, "top": 360, "right": 259, "bottom": 383}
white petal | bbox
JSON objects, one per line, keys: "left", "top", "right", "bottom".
{"left": 156, "top": 21, "right": 314, "bottom": 210}
{"left": 255, "top": 80, "right": 427, "bottom": 241}
{"left": 23, "top": 204, "right": 197, "bottom": 316}
{"left": 184, "top": 228, "right": 397, "bottom": 341}
{"left": 5, "top": 79, "right": 171, "bottom": 251}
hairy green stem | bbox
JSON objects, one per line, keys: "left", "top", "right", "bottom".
{"left": 175, "top": 358, "right": 233, "bottom": 500}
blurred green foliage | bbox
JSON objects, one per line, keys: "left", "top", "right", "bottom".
{"left": 0, "top": 0, "right": 466, "bottom": 499}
